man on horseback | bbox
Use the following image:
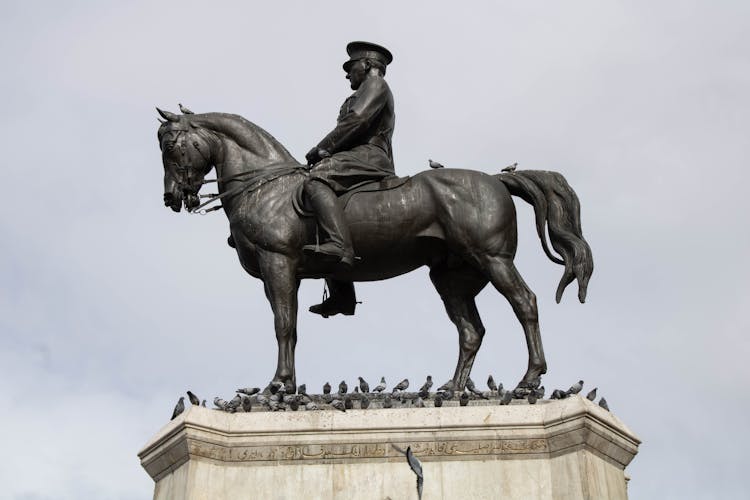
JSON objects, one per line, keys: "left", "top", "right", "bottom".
{"left": 303, "top": 41, "right": 396, "bottom": 318}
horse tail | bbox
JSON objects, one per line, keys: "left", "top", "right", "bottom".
{"left": 496, "top": 170, "right": 593, "bottom": 303}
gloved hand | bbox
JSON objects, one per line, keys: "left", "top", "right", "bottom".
{"left": 306, "top": 147, "right": 331, "bottom": 167}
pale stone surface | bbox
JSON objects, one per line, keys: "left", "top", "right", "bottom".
{"left": 139, "top": 396, "right": 640, "bottom": 499}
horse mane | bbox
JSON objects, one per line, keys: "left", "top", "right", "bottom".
{"left": 188, "top": 112, "right": 296, "bottom": 163}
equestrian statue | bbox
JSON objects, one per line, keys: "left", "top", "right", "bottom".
{"left": 156, "top": 42, "right": 593, "bottom": 396}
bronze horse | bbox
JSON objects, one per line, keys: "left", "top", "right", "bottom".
{"left": 157, "top": 109, "right": 593, "bottom": 394}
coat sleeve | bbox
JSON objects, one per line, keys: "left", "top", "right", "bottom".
{"left": 316, "top": 78, "right": 389, "bottom": 154}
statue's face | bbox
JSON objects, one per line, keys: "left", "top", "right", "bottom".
{"left": 346, "top": 59, "right": 368, "bottom": 90}
{"left": 159, "top": 123, "right": 212, "bottom": 213}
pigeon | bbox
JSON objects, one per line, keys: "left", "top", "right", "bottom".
{"left": 487, "top": 375, "right": 498, "bottom": 392}
{"left": 428, "top": 159, "right": 444, "bottom": 169}
{"left": 502, "top": 162, "right": 517, "bottom": 173}
{"left": 419, "top": 376, "right": 433, "bottom": 394}
{"left": 500, "top": 391, "right": 513, "bottom": 405}
{"left": 535, "top": 386, "right": 546, "bottom": 399}
{"left": 323, "top": 382, "right": 331, "bottom": 394}
{"left": 227, "top": 394, "right": 242, "bottom": 413}
{"left": 434, "top": 395, "right": 443, "bottom": 407}
{"left": 179, "top": 103, "right": 194, "bottom": 114}
{"left": 567, "top": 380, "right": 584, "bottom": 396}
{"left": 586, "top": 388, "right": 597, "bottom": 401}
{"left": 460, "top": 391, "right": 470, "bottom": 406}
{"left": 438, "top": 381, "right": 453, "bottom": 392}
{"left": 237, "top": 387, "right": 260, "bottom": 396}
{"left": 256, "top": 394, "right": 269, "bottom": 407}
{"left": 373, "top": 377, "right": 386, "bottom": 393}
{"left": 330, "top": 399, "right": 346, "bottom": 412}
{"left": 440, "top": 388, "right": 455, "bottom": 401}
{"left": 268, "top": 381, "right": 284, "bottom": 394}
{"left": 392, "top": 378, "right": 409, "bottom": 393}
{"left": 414, "top": 397, "right": 426, "bottom": 408}
{"left": 358, "top": 377, "right": 370, "bottom": 394}
{"left": 338, "top": 380, "right": 348, "bottom": 394}
{"left": 298, "top": 384, "right": 307, "bottom": 396}
{"left": 361, "top": 395, "right": 371, "bottom": 409}
{"left": 171, "top": 397, "right": 185, "bottom": 420}
{"left": 241, "top": 395, "right": 252, "bottom": 413}
{"left": 289, "top": 397, "right": 300, "bottom": 411}
{"left": 201, "top": 400, "right": 206, "bottom": 407}
{"left": 528, "top": 392, "right": 537, "bottom": 405}
{"left": 383, "top": 395, "right": 393, "bottom": 408}
{"left": 213, "top": 397, "right": 229, "bottom": 411}
{"left": 550, "top": 389, "right": 566, "bottom": 400}
{"left": 344, "top": 397, "right": 354, "bottom": 410}
{"left": 466, "top": 377, "right": 488, "bottom": 399}
{"left": 268, "top": 400, "right": 281, "bottom": 412}
{"left": 392, "top": 445, "right": 424, "bottom": 500}
{"left": 599, "top": 397, "right": 610, "bottom": 411}
{"left": 354, "top": 386, "right": 360, "bottom": 394}
{"left": 305, "top": 401, "right": 319, "bottom": 411}
{"left": 186, "top": 391, "right": 200, "bottom": 407}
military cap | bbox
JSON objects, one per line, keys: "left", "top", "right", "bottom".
{"left": 343, "top": 41, "right": 393, "bottom": 71}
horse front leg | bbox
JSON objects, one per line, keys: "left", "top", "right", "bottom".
{"left": 259, "top": 251, "right": 300, "bottom": 392}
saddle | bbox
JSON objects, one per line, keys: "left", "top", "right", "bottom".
{"left": 293, "top": 175, "right": 410, "bottom": 217}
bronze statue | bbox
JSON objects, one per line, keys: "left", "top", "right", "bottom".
{"left": 304, "top": 42, "right": 396, "bottom": 318}
{"left": 157, "top": 41, "right": 593, "bottom": 397}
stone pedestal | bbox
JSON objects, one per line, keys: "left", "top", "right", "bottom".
{"left": 139, "top": 396, "right": 639, "bottom": 499}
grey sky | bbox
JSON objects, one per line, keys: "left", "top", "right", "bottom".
{"left": 1, "top": 1, "right": 748, "bottom": 498}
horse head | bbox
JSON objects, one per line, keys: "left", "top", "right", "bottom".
{"left": 157, "top": 107, "right": 213, "bottom": 212}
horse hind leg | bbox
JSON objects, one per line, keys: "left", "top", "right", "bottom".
{"left": 429, "top": 264, "right": 488, "bottom": 392}
{"left": 483, "top": 255, "right": 546, "bottom": 393}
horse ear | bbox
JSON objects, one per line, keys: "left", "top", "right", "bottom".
{"left": 157, "top": 118, "right": 166, "bottom": 124}
{"left": 156, "top": 107, "right": 179, "bottom": 122}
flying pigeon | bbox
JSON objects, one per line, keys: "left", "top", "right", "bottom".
{"left": 171, "top": 397, "right": 185, "bottom": 420}
{"left": 586, "top": 388, "right": 597, "bottom": 401}
{"left": 428, "top": 159, "right": 444, "bottom": 169}
{"left": 373, "top": 377, "right": 386, "bottom": 393}
{"left": 323, "top": 382, "right": 331, "bottom": 394}
{"left": 487, "top": 375, "right": 498, "bottom": 392}
{"left": 237, "top": 387, "right": 260, "bottom": 396}
{"left": 502, "top": 162, "right": 517, "bottom": 172}
{"left": 392, "top": 444, "right": 424, "bottom": 500}
{"left": 179, "top": 103, "right": 194, "bottom": 114}
{"left": 187, "top": 390, "right": 200, "bottom": 406}
{"left": 358, "top": 377, "right": 370, "bottom": 394}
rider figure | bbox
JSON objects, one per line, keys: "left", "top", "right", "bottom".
{"left": 304, "top": 41, "right": 395, "bottom": 318}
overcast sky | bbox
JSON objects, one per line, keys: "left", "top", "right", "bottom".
{"left": 1, "top": 1, "right": 748, "bottom": 499}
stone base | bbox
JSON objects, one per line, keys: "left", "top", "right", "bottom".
{"left": 139, "top": 396, "right": 639, "bottom": 499}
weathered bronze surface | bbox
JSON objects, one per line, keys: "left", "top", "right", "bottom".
{"left": 156, "top": 42, "right": 593, "bottom": 396}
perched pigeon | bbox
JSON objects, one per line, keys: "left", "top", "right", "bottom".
{"left": 358, "top": 377, "right": 370, "bottom": 393}
{"left": 330, "top": 399, "right": 346, "bottom": 412}
{"left": 298, "top": 384, "right": 307, "bottom": 396}
{"left": 256, "top": 394, "right": 269, "bottom": 407}
{"left": 338, "top": 380, "right": 348, "bottom": 394}
{"left": 227, "top": 394, "right": 242, "bottom": 413}
{"left": 179, "top": 103, "right": 194, "bottom": 114}
{"left": 361, "top": 395, "right": 371, "bottom": 410}
{"left": 323, "top": 382, "right": 331, "bottom": 394}
{"left": 535, "top": 386, "right": 546, "bottom": 399}
{"left": 500, "top": 391, "right": 513, "bottom": 405}
{"left": 586, "top": 388, "right": 597, "bottom": 401}
{"left": 428, "top": 159, "right": 444, "bottom": 169}
{"left": 434, "top": 395, "right": 443, "bottom": 407}
{"left": 466, "top": 377, "right": 488, "bottom": 399}
{"left": 344, "top": 397, "right": 354, "bottom": 410}
{"left": 599, "top": 397, "right": 610, "bottom": 411}
{"left": 201, "top": 400, "right": 206, "bottom": 407}
{"left": 289, "top": 397, "right": 300, "bottom": 411}
{"left": 487, "top": 375, "right": 498, "bottom": 392}
{"left": 268, "top": 381, "right": 284, "bottom": 394}
{"left": 392, "top": 378, "right": 409, "bottom": 393}
{"left": 383, "top": 395, "right": 393, "bottom": 408}
{"left": 213, "top": 397, "right": 229, "bottom": 410}
{"left": 437, "top": 380, "right": 453, "bottom": 392}
{"left": 414, "top": 397, "right": 426, "bottom": 408}
{"left": 501, "top": 162, "right": 517, "bottom": 172}
{"left": 237, "top": 387, "right": 260, "bottom": 396}
{"left": 460, "top": 391, "right": 470, "bottom": 406}
{"left": 305, "top": 401, "right": 319, "bottom": 411}
{"left": 171, "top": 397, "right": 185, "bottom": 420}
{"left": 550, "top": 389, "right": 566, "bottom": 400}
{"left": 567, "top": 380, "right": 584, "bottom": 396}
{"left": 373, "top": 377, "right": 386, "bottom": 393}
{"left": 440, "top": 389, "right": 455, "bottom": 401}
{"left": 528, "top": 392, "right": 537, "bottom": 405}
{"left": 392, "top": 445, "right": 424, "bottom": 500}
{"left": 187, "top": 391, "right": 200, "bottom": 407}
{"left": 241, "top": 395, "right": 252, "bottom": 413}
{"left": 419, "top": 376, "right": 433, "bottom": 394}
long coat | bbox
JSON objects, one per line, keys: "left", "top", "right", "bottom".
{"left": 309, "top": 75, "right": 396, "bottom": 193}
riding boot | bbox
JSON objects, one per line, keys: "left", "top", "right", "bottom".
{"left": 309, "top": 279, "right": 357, "bottom": 318}
{"left": 302, "top": 180, "right": 354, "bottom": 267}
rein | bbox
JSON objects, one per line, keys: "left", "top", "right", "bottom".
{"left": 190, "top": 160, "right": 306, "bottom": 215}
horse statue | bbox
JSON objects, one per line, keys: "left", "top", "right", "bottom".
{"left": 156, "top": 108, "right": 593, "bottom": 395}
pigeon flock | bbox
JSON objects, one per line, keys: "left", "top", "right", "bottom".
{"left": 170, "top": 376, "right": 612, "bottom": 420}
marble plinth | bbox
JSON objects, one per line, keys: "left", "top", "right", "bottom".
{"left": 138, "top": 396, "right": 639, "bottom": 499}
